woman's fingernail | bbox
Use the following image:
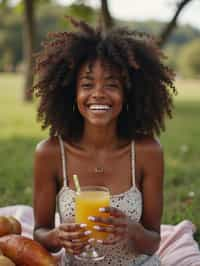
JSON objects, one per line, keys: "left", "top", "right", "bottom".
{"left": 67, "top": 248, "right": 74, "bottom": 254}
{"left": 97, "top": 239, "right": 103, "bottom": 244}
{"left": 80, "top": 223, "right": 87, "bottom": 228}
{"left": 85, "top": 244, "right": 91, "bottom": 250}
{"left": 99, "top": 207, "right": 105, "bottom": 212}
{"left": 84, "top": 230, "right": 92, "bottom": 235}
{"left": 88, "top": 216, "right": 95, "bottom": 221}
{"left": 88, "top": 238, "right": 95, "bottom": 243}
{"left": 72, "top": 239, "right": 80, "bottom": 243}
{"left": 93, "top": 225, "right": 100, "bottom": 231}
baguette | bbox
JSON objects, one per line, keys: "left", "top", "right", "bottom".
{"left": 0, "top": 235, "right": 57, "bottom": 266}
{"left": 7, "top": 217, "right": 22, "bottom": 235}
{"left": 0, "top": 217, "right": 21, "bottom": 236}
{"left": 0, "top": 255, "right": 15, "bottom": 266}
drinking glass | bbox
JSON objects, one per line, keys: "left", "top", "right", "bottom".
{"left": 74, "top": 186, "right": 110, "bottom": 261}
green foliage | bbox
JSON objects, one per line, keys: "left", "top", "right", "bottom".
{"left": 67, "top": 3, "right": 96, "bottom": 24}
{"left": 0, "top": 9, "right": 22, "bottom": 71}
{"left": 164, "top": 45, "right": 179, "bottom": 70}
{"left": 0, "top": 0, "right": 11, "bottom": 8}
{"left": 36, "top": 2, "right": 98, "bottom": 52}
{"left": 0, "top": 74, "right": 200, "bottom": 244}
{"left": 117, "top": 19, "right": 200, "bottom": 45}
{"left": 167, "top": 24, "right": 200, "bottom": 45}
{"left": 0, "top": 2, "right": 200, "bottom": 76}
{"left": 177, "top": 39, "right": 200, "bottom": 78}
{"left": 0, "top": 2, "right": 99, "bottom": 70}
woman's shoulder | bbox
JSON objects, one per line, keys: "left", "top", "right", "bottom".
{"left": 35, "top": 136, "right": 59, "bottom": 159}
{"left": 135, "top": 135, "right": 163, "bottom": 157}
{"left": 135, "top": 136, "right": 164, "bottom": 179}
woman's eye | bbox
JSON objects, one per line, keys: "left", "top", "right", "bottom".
{"left": 81, "top": 83, "right": 92, "bottom": 89}
{"left": 105, "top": 84, "right": 119, "bottom": 89}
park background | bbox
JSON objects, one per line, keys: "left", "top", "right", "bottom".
{"left": 0, "top": 0, "right": 200, "bottom": 245}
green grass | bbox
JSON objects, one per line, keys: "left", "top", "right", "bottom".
{"left": 0, "top": 73, "right": 47, "bottom": 205}
{"left": 0, "top": 73, "right": 200, "bottom": 243}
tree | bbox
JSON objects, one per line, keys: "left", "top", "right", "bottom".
{"left": 99, "top": 0, "right": 114, "bottom": 32}
{"left": 159, "top": 0, "right": 194, "bottom": 47}
{"left": 23, "top": 0, "right": 35, "bottom": 101}
{"left": 0, "top": 0, "right": 36, "bottom": 101}
{"left": 67, "top": 1, "right": 95, "bottom": 23}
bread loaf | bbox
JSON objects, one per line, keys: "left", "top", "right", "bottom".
{"left": 7, "top": 217, "right": 21, "bottom": 235}
{"left": 0, "top": 247, "right": 16, "bottom": 265}
{"left": 0, "top": 255, "right": 15, "bottom": 266}
{"left": 0, "top": 235, "right": 57, "bottom": 266}
{"left": 0, "top": 217, "right": 21, "bottom": 236}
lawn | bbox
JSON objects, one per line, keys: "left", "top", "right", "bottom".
{"left": 0, "top": 73, "right": 200, "bottom": 243}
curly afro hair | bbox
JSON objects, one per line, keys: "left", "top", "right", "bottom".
{"left": 33, "top": 17, "right": 176, "bottom": 141}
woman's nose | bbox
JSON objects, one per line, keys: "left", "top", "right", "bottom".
{"left": 91, "top": 85, "right": 105, "bottom": 99}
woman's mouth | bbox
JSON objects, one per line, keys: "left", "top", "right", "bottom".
{"left": 87, "top": 104, "right": 112, "bottom": 113}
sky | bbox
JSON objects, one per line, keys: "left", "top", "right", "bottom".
{"left": 57, "top": 0, "right": 200, "bottom": 30}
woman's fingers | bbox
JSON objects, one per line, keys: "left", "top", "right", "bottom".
{"left": 59, "top": 229, "right": 92, "bottom": 241}
{"left": 65, "top": 247, "right": 83, "bottom": 255}
{"left": 98, "top": 235, "right": 123, "bottom": 245}
{"left": 63, "top": 238, "right": 89, "bottom": 249}
{"left": 66, "top": 245, "right": 91, "bottom": 255}
{"left": 63, "top": 238, "right": 92, "bottom": 255}
{"left": 99, "top": 207, "right": 126, "bottom": 218}
{"left": 57, "top": 222, "right": 93, "bottom": 254}
{"left": 88, "top": 215, "right": 127, "bottom": 227}
{"left": 93, "top": 224, "right": 127, "bottom": 235}
{"left": 59, "top": 223, "right": 87, "bottom": 232}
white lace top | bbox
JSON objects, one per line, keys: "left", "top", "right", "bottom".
{"left": 57, "top": 136, "right": 161, "bottom": 266}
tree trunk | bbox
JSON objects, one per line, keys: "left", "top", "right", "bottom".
{"left": 99, "top": 0, "right": 114, "bottom": 33}
{"left": 23, "top": 0, "right": 35, "bottom": 102}
{"left": 159, "top": 0, "right": 193, "bottom": 47}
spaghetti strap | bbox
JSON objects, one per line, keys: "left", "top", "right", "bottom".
{"left": 131, "top": 141, "right": 136, "bottom": 187}
{"left": 58, "top": 136, "right": 68, "bottom": 187}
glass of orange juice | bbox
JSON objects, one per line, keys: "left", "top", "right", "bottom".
{"left": 75, "top": 186, "right": 110, "bottom": 261}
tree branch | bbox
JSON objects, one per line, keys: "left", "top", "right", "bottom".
{"left": 159, "top": 0, "right": 194, "bottom": 47}
{"left": 99, "top": 0, "right": 114, "bottom": 32}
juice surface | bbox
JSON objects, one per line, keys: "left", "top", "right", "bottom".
{"left": 75, "top": 191, "right": 110, "bottom": 240}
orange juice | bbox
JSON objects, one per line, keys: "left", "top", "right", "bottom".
{"left": 75, "top": 189, "right": 110, "bottom": 240}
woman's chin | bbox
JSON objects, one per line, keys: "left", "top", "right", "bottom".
{"left": 85, "top": 118, "right": 116, "bottom": 128}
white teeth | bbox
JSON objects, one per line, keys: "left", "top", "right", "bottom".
{"left": 89, "top": 105, "right": 111, "bottom": 110}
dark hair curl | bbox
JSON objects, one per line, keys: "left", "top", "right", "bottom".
{"left": 33, "top": 17, "right": 176, "bottom": 141}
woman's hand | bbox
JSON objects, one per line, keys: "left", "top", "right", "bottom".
{"left": 54, "top": 223, "right": 93, "bottom": 255}
{"left": 88, "top": 207, "right": 134, "bottom": 245}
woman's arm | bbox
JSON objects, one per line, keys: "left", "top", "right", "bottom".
{"left": 33, "top": 139, "right": 91, "bottom": 255}
{"left": 33, "top": 139, "right": 61, "bottom": 253}
{"left": 128, "top": 137, "right": 164, "bottom": 255}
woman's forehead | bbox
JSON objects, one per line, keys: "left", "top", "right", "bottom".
{"left": 78, "top": 58, "right": 122, "bottom": 78}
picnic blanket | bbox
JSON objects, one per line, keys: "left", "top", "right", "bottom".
{"left": 0, "top": 205, "right": 200, "bottom": 266}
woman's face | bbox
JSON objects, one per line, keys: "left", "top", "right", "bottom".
{"left": 76, "top": 59, "right": 124, "bottom": 128}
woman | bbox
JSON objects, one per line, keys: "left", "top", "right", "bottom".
{"left": 33, "top": 18, "right": 176, "bottom": 265}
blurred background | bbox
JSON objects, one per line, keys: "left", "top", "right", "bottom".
{"left": 0, "top": 0, "right": 199, "bottom": 243}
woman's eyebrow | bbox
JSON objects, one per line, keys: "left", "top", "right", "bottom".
{"left": 79, "top": 75, "right": 94, "bottom": 80}
{"left": 104, "top": 75, "right": 120, "bottom": 81}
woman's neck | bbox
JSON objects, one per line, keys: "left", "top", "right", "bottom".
{"left": 80, "top": 123, "right": 119, "bottom": 151}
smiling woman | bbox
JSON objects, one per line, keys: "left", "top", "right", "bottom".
{"left": 31, "top": 17, "right": 175, "bottom": 266}
{"left": 26, "top": 17, "right": 200, "bottom": 266}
